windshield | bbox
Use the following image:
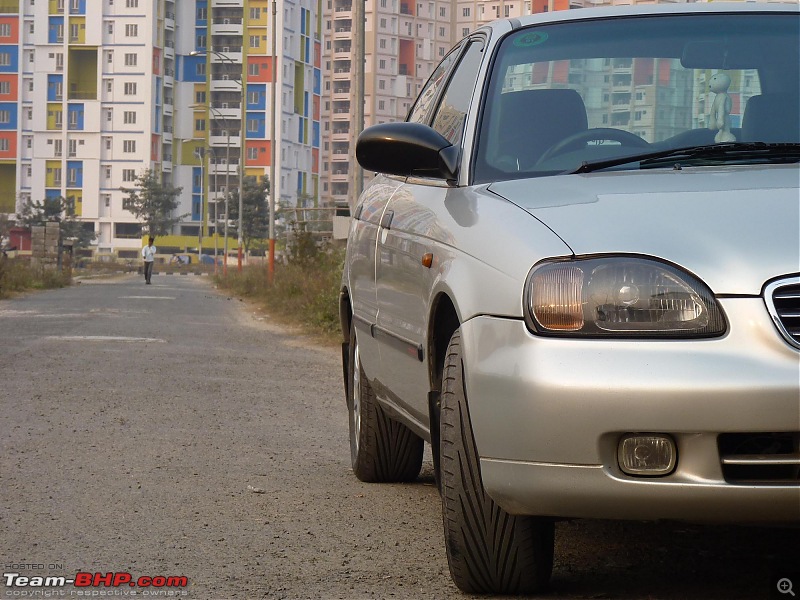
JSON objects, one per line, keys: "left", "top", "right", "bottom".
{"left": 474, "top": 13, "right": 800, "bottom": 183}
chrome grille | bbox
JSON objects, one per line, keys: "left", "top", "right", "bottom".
{"left": 765, "top": 277, "right": 800, "bottom": 350}
{"left": 719, "top": 432, "right": 800, "bottom": 484}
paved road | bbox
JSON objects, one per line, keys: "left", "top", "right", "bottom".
{"left": 1, "top": 274, "right": 797, "bottom": 600}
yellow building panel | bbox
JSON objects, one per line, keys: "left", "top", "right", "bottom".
{"left": 69, "top": 17, "right": 86, "bottom": 44}
{"left": 47, "top": 104, "right": 62, "bottom": 130}
{"left": 45, "top": 160, "right": 61, "bottom": 187}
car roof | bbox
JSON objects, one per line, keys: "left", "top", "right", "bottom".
{"left": 495, "top": 2, "right": 798, "bottom": 31}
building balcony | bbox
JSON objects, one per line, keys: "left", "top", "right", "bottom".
{"left": 209, "top": 133, "right": 242, "bottom": 148}
{"left": 333, "top": 26, "right": 352, "bottom": 40}
{"left": 209, "top": 160, "right": 239, "bottom": 176}
{"left": 332, "top": 68, "right": 351, "bottom": 81}
{"left": 211, "top": 20, "right": 243, "bottom": 37}
{"left": 210, "top": 78, "right": 244, "bottom": 92}
{"left": 209, "top": 48, "right": 243, "bottom": 64}
{"left": 334, "top": 5, "right": 352, "bottom": 17}
{"left": 331, "top": 130, "right": 350, "bottom": 142}
{"left": 209, "top": 103, "right": 242, "bottom": 120}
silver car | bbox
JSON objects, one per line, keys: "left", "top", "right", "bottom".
{"left": 339, "top": 3, "right": 800, "bottom": 594}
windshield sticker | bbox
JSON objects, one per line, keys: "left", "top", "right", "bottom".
{"left": 514, "top": 31, "right": 549, "bottom": 47}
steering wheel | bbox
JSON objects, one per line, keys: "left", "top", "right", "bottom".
{"left": 536, "top": 128, "right": 649, "bottom": 165}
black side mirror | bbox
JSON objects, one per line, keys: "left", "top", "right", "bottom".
{"left": 356, "top": 122, "right": 459, "bottom": 183}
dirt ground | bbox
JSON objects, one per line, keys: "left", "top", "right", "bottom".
{"left": 1, "top": 275, "right": 797, "bottom": 600}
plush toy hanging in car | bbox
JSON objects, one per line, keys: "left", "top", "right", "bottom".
{"left": 709, "top": 72, "right": 737, "bottom": 143}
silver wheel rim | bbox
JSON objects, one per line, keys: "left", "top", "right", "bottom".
{"left": 352, "top": 339, "right": 362, "bottom": 453}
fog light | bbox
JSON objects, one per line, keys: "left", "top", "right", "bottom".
{"left": 618, "top": 434, "right": 676, "bottom": 476}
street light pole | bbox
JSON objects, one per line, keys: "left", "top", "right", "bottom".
{"left": 268, "top": 0, "right": 277, "bottom": 283}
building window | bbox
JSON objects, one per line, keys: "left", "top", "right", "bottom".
{"left": 197, "top": 7, "right": 207, "bottom": 20}
{"left": 440, "top": 6, "right": 446, "bottom": 17}
{"left": 123, "top": 140, "right": 136, "bottom": 153}
{"left": 462, "top": 7, "right": 470, "bottom": 16}
{"left": 124, "top": 82, "right": 137, "bottom": 95}
{"left": 126, "top": 0, "right": 139, "bottom": 7}
{"left": 124, "top": 111, "right": 136, "bottom": 124}
{"left": 0, "top": 110, "right": 9, "bottom": 123}
{"left": 0, "top": 53, "right": 10, "bottom": 67}
{"left": 248, "top": 63, "right": 260, "bottom": 76}
{"left": 196, "top": 63, "right": 205, "bottom": 76}
{"left": 0, "top": 139, "right": 8, "bottom": 151}
{"left": 195, "top": 91, "right": 206, "bottom": 104}
{"left": 125, "top": 24, "right": 137, "bottom": 37}
{"left": 0, "top": 81, "right": 9, "bottom": 94}
{"left": 0, "top": 24, "right": 11, "bottom": 37}
{"left": 247, "top": 147, "right": 258, "bottom": 160}
{"left": 122, "top": 169, "right": 136, "bottom": 182}
{"left": 250, "top": 35, "right": 260, "bottom": 48}
{"left": 124, "top": 53, "right": 137, "bottom": 66}
{"left": 250, "top": 7, "right": 261, "bottom": 18}
{"left": 195, "top": 119, "right": 205, "bottom": 131}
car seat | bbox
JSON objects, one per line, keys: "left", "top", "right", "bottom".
{"left": 491, "top": 88, "right": 589, "bottom": 171}
{"left": 741, "top": 93, "right": 800, "bottom": 143}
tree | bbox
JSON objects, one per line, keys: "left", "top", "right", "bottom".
{"left": 120, "top": 169, "right": 185, "bottom": 237}
{"left": 227, "top": 175, "right": 270, "bottom": 254}
{"left": 16, "top": 196, "right": 96, "bottom": 249}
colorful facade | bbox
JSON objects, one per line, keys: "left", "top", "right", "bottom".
{"left": 3, "top": 0, "right": 321, "bottom": 258}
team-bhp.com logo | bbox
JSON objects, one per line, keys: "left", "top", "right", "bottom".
{"left": 4, "top": 572, "right": 188, "bottom": 596}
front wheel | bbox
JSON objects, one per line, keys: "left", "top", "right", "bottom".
{"left": 440, "top": 329, "right": 554, "bottom": 594}
{"left": 347, "top": 322, "right": 423, "bottom": 483}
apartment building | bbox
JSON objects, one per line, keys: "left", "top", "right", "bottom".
{"left": 320, "top": 0, "right": 456, "bottom": 218}
{"left": 3, "top": 0, "right": 321, "bottom": 259}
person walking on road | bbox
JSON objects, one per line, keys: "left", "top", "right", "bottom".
{"left": 142, "top": 236, "right": 157, "bottom": 284}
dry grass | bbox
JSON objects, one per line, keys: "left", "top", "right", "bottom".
{"left": 216, "top": 246, "right": 344, "bottom": 342}
{"left": 0, "top": 258, "right": 71, "bottom": 299}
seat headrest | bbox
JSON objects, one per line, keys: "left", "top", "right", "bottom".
{"left": 741, "top": 93, "right": 800, "bottom": 143}
{"left": 493, "top": 89, "right": 589, "bottom": 167}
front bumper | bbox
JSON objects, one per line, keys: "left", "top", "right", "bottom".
{"left": 461, "top": 298, "right": 800, "bottom": 523}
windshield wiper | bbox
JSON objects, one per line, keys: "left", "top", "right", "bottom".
{"left": 570, "top": 142, "right": 800, "bottom": 174}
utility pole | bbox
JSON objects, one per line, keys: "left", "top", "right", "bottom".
{"left": 352, "top": 0, "right": 365, "bottom": 210}
{"left": 268, "top": 0, "right": 278, "bottom": 282}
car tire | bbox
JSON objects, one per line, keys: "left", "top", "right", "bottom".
{"left": 440, "top": 329, "right": 554, "bottom": 594}
{"left": 347, "top": 323, "right": 424, "bottom": 483}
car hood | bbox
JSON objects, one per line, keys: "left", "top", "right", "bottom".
{"left": 488, "top": 165, "right": 800, "bottom": 295}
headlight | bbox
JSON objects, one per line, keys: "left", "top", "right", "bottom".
{"left": 525, "top": 256, "right": 726, "bottom": 337}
